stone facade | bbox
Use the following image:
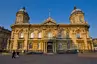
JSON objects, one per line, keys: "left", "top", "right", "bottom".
{"left": 8, "top": 7, "right": 93, "bottom": 53}
{"left": 92, "top": 38, "right": 97, "bottom": 47}
{"left": 0, "top": 26, "right": 11, "bottom": 51}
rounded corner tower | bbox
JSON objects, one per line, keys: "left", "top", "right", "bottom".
{"left": 15, "top": 7, "right": 30, "bottom": 24}
{"left": 69, "top": 6, "right": 85, "bottom": 24}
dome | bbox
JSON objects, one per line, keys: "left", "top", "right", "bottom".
{"left": 71, "top": 6, "right": 83, "bottom": 14}
{"left": 18, "top": 7, "right": 26, "bottom": 12}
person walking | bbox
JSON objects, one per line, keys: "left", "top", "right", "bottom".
{"left": 12, "top": 50, "right": 16, "bottom": 59}
{"left": 16, "top": 51, "right": 19, "bottom": 58}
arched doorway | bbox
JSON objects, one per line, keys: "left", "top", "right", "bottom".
{"left": 47, "top": 42, "right": 53, "bottom": 53}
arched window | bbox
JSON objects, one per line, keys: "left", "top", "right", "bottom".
{"left": 38, "top": 32, "right": 42, "bottom": 38}
{"left": 48, "top": 32, "right": 52, "bottom": 38}
{"left": 76, "top": 33, "right": 80, "bottom": 38}
{"left": 30, "top": 32, "right": 34, "bottom": 38}
{"left": 19, "top": 32, "right": 24, "bottom": 38}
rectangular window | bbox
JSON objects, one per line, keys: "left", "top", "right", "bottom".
{"left": 37, "top": 42, "right": 41, "bottom": 49}
{"left": 58, "top": 34, "right": 62, "bottom": 38}
{"left": 58, "top": 43, "right": 63, "bottom": 50}
{"left": 17, "top": 42, "right": 23, "bottom": 49}
{"left": 66, "top": 32, "right": 69, "bottom": 38}
{"left": 29, "top": 42, "right": 32, "bottom": 49}
{"left": 67, "top": 40, "right": 71, "bottom": 49}
{"left": 76, "top": 34, "right": 80, "bottom": 38}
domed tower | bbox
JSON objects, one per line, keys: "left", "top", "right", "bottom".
{"left": 15, "top": 7, "right": 30, "bottom": 24}
{"left": 69, "top": 6, "right": 86, "bottom": 24}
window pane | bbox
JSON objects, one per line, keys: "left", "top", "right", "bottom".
{"left": 19, "top": 32, "right": 24, "bottom": 38}
{"left": 76, "top": 33, "right": 80, "bottom": 38}
{"left": 58, "top": 32, "right": 62, "bottom": 38}
{"left": 18, "top": 42, "right": 23, "bottom": 49}
{"left": 29, "top": 42, "right": 32, "bottom": 49}
{"left": 31, "top": 33, "right": 34, "bottom": 38}
{"left": 21, "top": 33, "right": 24, "bottom": 38}
{"left": 66, "top": 32, "right": 69, "bottom": 38}
{"left": 58, "top": 43, "right": 62, "bottom": 50}
{"left": 38, "top": 33, "right": 41, "bottom": 38}
{"left": 48, "top": 32, "right": 52, "bottom": 38}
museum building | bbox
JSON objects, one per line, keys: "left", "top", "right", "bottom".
{"left": 7, "top": 7, "right": 93, "bottom": 53}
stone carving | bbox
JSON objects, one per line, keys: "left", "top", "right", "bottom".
{"left": 9, "top": 7, "right": 92, "bottom": 54}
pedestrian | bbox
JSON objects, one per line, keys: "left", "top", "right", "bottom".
{"left": 16, "top": 51, "right": 19, "bottom": 58}
{"left": 12, "top": 50, "right": 16, "bottom": 59}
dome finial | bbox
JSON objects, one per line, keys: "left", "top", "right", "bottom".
{"left": 18, "top": 7, "right": 26, "bottom": 12}
{"left": 74, "top": 6, "right": 77, "bottom": 10}
{"left": 22, "top": 6, "right": 26, "bottom": 10}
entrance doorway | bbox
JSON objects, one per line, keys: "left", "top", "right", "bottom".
{"left": 47, "top": 42, "right": 53, "bottom": 53}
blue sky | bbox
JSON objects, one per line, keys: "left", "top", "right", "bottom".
{"left": 0, "top": 0, "right": 97, "bottom": 38}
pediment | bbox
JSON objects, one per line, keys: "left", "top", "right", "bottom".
{"left": 42, "top": 17, "right": 57, "bottom": 25}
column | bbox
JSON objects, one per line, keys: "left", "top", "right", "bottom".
{"left": 84, "top": 38, "right": 88, "bottom": 51}
{"left": 84, "top": 30, "right": 89, "bottom": 51}
{"left": 91, "top": 40, "right": 94, "bottom": 51}
{"left": 24, "top": 32, "right": 28, "bottom": 51}
{"left": 13, "top": 33, "right": 18, "bottom": 50}
{"left": 43, "top": 42, "right": 46, "bottom": 53}
{"left": 72, "top": 34, "right": 78, "bottom": 49}
{"left": 70, "top": 32, "right": 78, "bottom": 49}
{"left": 53, "top": 42, "right": 54, "bottom": 53}
{"left": 45, "top": 42, "right": 47, "bottom": 53}
{"left": 54, "top": 42, "right": 57, "bottom": 53}
{"left": 41, "top": 41, "right": 44, "bottom": 52}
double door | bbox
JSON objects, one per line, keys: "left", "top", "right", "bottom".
{"left": 47, "top": 42, "right": 53, "bottom": 53}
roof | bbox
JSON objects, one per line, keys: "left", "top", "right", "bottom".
{"left": 71, "top": 6, "right": 83, "bottom": 15}
{"left": 18, "top": 7, "right": 26, "bottom": 12}
{"left": 42, "top": 17, "right": 57, "bottom": 25}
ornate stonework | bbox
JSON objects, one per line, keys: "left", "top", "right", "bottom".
{"left": 8, "top": 7, "right": 93, "bottom": 53}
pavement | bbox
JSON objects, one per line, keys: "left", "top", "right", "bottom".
{"left": 0, "top": 53, "right": 97, "bottom": 64}
{"left": 78, "top": 53, "right": 97, "bottom": 58}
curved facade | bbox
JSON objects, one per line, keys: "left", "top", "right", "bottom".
{"left": 7, "top": 7, "right": 93, "bottom": 53}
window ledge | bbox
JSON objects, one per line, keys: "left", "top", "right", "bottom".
{"left": 19, "top": 38, "right": 24, "bottom": 39}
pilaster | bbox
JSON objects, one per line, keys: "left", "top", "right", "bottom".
{"left": 43, "top": 42, "right": 46, "bottom": 53}
{"left": 13, "top": 33, "right": 18, "bottom": 50}
{"left": 24, "top": 32, "right": 28, "bottom": 50}
{"left": 84, "top": 38, "right": 88, "bottom": 51}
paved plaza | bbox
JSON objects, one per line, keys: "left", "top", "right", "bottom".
{"left": 0, "top": 54, "right": 97, "bottom": 64}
